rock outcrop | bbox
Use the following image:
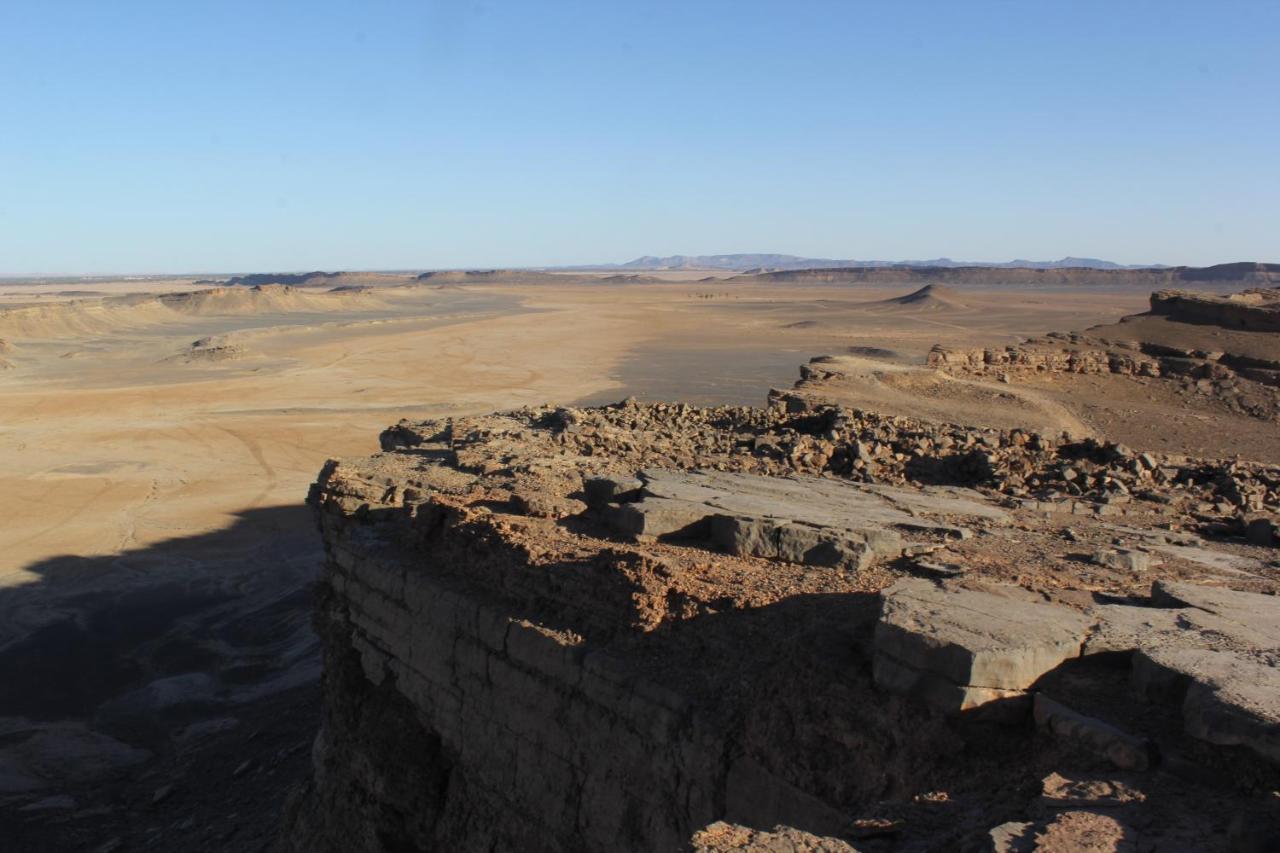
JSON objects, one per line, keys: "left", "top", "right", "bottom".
{"left": 280, "top": 399, "right": 1280, "bottom": 851}
{"left": 873, "top": 577, "right": 1280, "bottom": 768}
{"left": 923, "top": 289, "right": 1280, "bottom": 427}
{"left": 166, "top": 336, "right": 248, "bottom": 364}
{"left": 1150, "top": 288, "right": 1280, "bottom": 333}
{"left": 873, "top": 579, "right": 1092, "bottom": 713}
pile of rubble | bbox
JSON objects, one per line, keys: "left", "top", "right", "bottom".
{"left": 385, "top": 398, "right": 1280, "bottom": 541}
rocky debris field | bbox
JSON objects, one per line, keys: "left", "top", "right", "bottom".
{"left": 385, "top": 395, "right": 1279, "bottom": 542}
{"left": 285, "top": 397, "right": 1280, "bottom": 851}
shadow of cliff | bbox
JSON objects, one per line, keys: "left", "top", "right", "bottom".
{"left": 0, "top": 504, "right": 321, "bottom": 721}
{"left": 336, "top": 502, "right": 1048, "bottom": 847}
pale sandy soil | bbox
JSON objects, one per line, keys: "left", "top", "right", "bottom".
{"left": 0, "top": 279, "right": 1147, "bottom": 590}
{"left": 0, "top": 275, "right": 1161, "bottom": 847}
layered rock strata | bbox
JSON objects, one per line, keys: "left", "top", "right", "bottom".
{"left": 1150, "top": 288, "right": 1280, "bottom": 333}
{"left": 281, "top": 400, "right": 1280, "bottom": 851}
{"left": 923, "top": 289, "right": 1280, "bottom": 425}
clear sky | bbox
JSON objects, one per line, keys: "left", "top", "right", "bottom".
{"left": 1, "top": 1, "right": 1277, "bottom": 274}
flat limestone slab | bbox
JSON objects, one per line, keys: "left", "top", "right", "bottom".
{"left": 1150, "top": 580, "right": 1280, "bottom": 650}
{"left": 874, "top": 579, "right": 1092, "bottom": 712}
{"left": 604, "top": 469, "right": 1007, "bottom": 571}
{"left": 639, "top": 469, "right": 1009, "bottom": 531}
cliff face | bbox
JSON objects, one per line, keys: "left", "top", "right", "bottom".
{"left": 279, "top": 409, "right": 966, "bottom": 850}
{"left": 923, "top": 289, "right": 1280, "bottom": 432}
{"left": 1149, "top": 288, "right": 1280, "bottom": 332}
{"left": 280, "top": 402, "right": 1280, "bottom": 851}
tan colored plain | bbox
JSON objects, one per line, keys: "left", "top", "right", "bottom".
{"left": 0, "top": 276, "right": 1146, "bottom": 588}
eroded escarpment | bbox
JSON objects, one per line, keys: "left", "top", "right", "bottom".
{"left": 281, "top": 400, "right": 1280, "bottom": 851}
{"left": 924, "top": 289, "right": 1280, "bottom": 423}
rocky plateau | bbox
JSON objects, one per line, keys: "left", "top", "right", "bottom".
{"left": 282, "top": 380, "right": 1280, "bottom": 850}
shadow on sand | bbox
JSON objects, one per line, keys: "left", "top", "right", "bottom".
{"left": 0, "top": 504, "right": 324, "bottom": 852}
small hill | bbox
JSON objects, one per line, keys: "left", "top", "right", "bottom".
{"left": 884, "top": 284, "right": 963, "bottom": 307}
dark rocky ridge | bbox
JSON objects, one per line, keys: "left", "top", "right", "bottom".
{"left": 614, "top": 254, "right": 1168, "bottom": 271}
{"left": 202, "top": 271, "right": 345, "bottom": 287}
{"left": 735, "top": 262, "right": 1280, "bottom": 287}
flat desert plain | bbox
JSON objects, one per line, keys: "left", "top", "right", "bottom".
{"left": 0, "top": 276, "right": 1149, "bottom": 594}
{"left": 0, "top": 273, "right": 1233, "bottom": 845}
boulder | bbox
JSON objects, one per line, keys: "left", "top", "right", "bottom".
{"left": 873, "top": 579, "right": 1092, "bottom": 713}
{"left": 1033, "top": 695, "right": 1152, "bottom": 771}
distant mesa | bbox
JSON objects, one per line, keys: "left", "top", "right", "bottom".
{"left": 414, "top": 269, "right": 572, "bottom": 286}
{"left": 202, "top": 271, "right": 345, "bottom": 288}
{"left": 607, "top": 254, "right": 1280, "bottom": 282}
{"left": 600, "top": 274, "right": 662, "bottom": 283}
{"left": 612, "top": 253, "right": 1174, "bottom": 272}
{"left": 734, "top": 261, "right": 1280, "bottom": 287}
{"left": 415, "top": 270, "right": 499, "bottom": 282}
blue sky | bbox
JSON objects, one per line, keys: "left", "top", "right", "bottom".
{"left": 1, "top": 1, "right": 1276, "bottom": 274}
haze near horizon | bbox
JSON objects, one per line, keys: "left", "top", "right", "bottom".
{"left": 1, "top": 0, "right": 1277, "bottom": 274}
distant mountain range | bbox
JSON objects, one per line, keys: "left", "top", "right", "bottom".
{"left": 605, "top": 254, "right": 1165, "bottom": 272}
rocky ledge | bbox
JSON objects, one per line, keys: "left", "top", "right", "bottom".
{"left": 923, "top": 289, "right": 1280, "bottom": 425}
{"left": 279, "top": 400, "right": 1280, "bottom": 851}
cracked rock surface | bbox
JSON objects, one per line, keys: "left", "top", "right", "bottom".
{"left": 279, "top": 400, "right": 1280, "bottom": 851}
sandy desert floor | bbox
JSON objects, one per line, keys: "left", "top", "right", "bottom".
{"left": 0, "top": 277, "right": 1151, "bottom": 591}
{"left": 0, "top": 275, "right": 1165, "bottom": 848}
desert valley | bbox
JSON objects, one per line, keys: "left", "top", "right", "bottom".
{"left": 0, "top": 263, "right": 1277, "bottom": 850}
